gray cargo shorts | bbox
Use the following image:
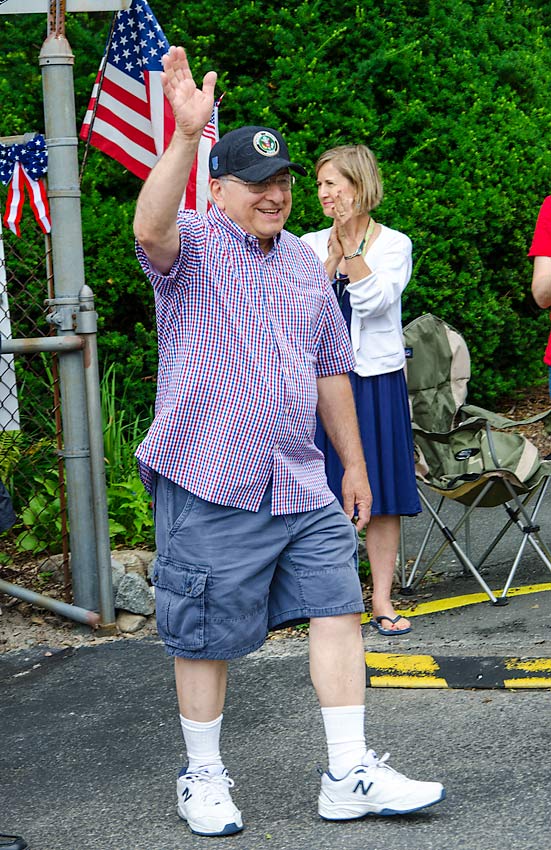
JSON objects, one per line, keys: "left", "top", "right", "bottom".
{"left": 151, "top": 474, "right": 364, "bottom": 660}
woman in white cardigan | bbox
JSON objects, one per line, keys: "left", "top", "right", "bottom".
{"left": 302, "top": 144, "right": 420, "bottom": 636}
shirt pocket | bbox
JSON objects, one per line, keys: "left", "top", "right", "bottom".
{"left": 361, "top": 317, "right": 401, "bottom": 360}
{"left": 152, "top": 555, "right": 209, "bottom": 650}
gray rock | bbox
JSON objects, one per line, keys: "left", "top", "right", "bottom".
{"left": 111, "top": 558, "right": 126, "bottom": 592}
{"left": 146, "top": 553, "right": 157, "bottom": 581}
{"left": 114, "top": 572, "right": 155, "bottom": 616}
{"left": 111, "top": 548, "right": 156, "bottom": 579}
{"left": 116, "top": 611, "right": 148, "bottom": 634}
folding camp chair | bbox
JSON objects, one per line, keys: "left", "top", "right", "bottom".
{"left": 400, "top": 313, "right": 551, "bottom": 605}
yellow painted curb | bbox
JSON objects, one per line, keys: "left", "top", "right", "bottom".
{"left": 365, "top": 651, "right": 551, "bottom": 690}
{"left": 369, "top": 675, "right": 448, "bottom": 688}
{"left": 361, "top": 582, "right": 551, "bottom": 624}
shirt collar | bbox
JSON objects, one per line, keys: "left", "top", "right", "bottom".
{"left": 208, "top": 205, "right": 283, "bottom": 253}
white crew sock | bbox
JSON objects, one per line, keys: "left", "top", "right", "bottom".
{"left": 179, "top": 713, "right": 225, "bottom": 775}
{"left": 321, "top": 705, "right": 367, "bottom": 779}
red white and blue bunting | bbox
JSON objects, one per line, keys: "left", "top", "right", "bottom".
{"left": 0, "top": 134, "right": 52, "bottom": 237}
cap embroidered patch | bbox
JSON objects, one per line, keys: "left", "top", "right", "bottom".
{"left": 252, "top": 131, "right": 280, "bottom": 157}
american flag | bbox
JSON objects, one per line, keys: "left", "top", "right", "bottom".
{"left": 79, "top": 0, "right": 219, "bottom": 213}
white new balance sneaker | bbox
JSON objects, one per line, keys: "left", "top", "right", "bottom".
{"left": 177, "top": 767, "right": 244, "bottom": 836}
{"left": 318, "top": 750, "right": 446, "bottom": 820}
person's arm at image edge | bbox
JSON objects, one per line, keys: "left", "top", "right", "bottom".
{"left": 532, "top": 255, "right": 551, "bottom": 309}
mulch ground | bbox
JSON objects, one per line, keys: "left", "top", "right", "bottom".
{"left": 494, "top": 383, "right": 551, "bottom": 457}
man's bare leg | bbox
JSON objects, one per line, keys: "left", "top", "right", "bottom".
{"left": 309, "top": 613, "right": 365, "bottom": 707}
{"left": 175, "top": 657, "right": 228, "bottom": 720}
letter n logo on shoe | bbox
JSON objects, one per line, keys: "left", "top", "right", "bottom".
{"left": 181, "top": 787, "right": 193, "bottom": 803}
{"left": 353, "top": 779, "right": 374, "bottom": 796}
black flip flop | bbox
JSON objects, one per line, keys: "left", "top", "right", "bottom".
{"left": 369, "top": 615, "right": 412, "bottom": 636}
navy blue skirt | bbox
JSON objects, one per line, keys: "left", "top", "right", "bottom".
{"left": 315, "top": 369, "right": 421, "bottom": 517}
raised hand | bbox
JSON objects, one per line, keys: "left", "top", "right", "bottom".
{"left": 327, "top": 223, "right": 344, "bottom": 265}
{"left": 332, "top": 191, "right": 356, "bottom": 229}
{"left": 161, "top": 46, "right": 217, "bottom": 139}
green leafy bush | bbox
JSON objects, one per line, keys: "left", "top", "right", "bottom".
{"left": 2, "top": 0, "right": 551, "bottom": 411}
{"left": 15, "top": 473, "right": 62, "bottom": 555}
{"left": 101, "top": 365, "right": 154, "bottom": 547}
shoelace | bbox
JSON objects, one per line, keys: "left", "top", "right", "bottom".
{"left": 361, "top": 749, "right": 391, "bottom": 769}
{"left": 183, "top": 770, "right": 235, "bottom": 806}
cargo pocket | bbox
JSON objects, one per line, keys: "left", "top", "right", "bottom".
{"left": 152, "top": 555, "right": 209, "bottom": 650}
{"left": 296, "top": 562, "right": 362, "bottom": 611}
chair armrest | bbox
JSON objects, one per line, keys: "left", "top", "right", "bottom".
{"left": 461, "top": 403, "right": 551, "bottom": 434}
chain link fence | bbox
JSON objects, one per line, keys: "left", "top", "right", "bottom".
{"left": 0, "top": 207, "right": 71, "bottom": 599}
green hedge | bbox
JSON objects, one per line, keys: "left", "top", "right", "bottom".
{"left": 2, "top": 0, "right": 551, "bottom": 416}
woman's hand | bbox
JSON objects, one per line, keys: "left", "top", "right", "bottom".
{"left": 332, "top": 192, "right": 361, "bottom": 258}
{"left": 333, "top": 191, "right": 356, "bottom": 228}
{"left": 322, "top": 223, "right": 345, "bottom": 282}
{"left": 327, "top": 224, "right": 344, "bottom": 261}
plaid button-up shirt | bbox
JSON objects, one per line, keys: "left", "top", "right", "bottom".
{"left": 135, "top": 205, "right": 355, "bottom": 515}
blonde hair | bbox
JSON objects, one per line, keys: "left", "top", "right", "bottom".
{"left": 315, "top": 145, "right": 383, "bottom": 214}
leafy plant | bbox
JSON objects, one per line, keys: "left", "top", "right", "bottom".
{"left": 357, "top": 528, "right": 372, "bottom": 584}
{"left": 15, "top": 473, "right": 62, "bottom": 555}
{"left": 0, "top": 431, "right": 23, "bottom": 486}
{"left": 107, "top": 477, "right": 154, "bottom": 547}
{"left": 100, "top": 364, "right": 154, "bottom": 547}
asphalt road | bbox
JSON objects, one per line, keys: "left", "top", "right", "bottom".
{"left": 2, "top": 483, "right": 551, "bottom": 850}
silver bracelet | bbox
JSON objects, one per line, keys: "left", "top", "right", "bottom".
{"left": 344, "top": 246, "right": 363, "bottom": 260}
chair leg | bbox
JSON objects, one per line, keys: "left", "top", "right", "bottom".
{"left": 400, "top": 476, "right": 551, "bottom": 603}
{"left": 400, "top": 495, "right": 443, "bottom": 591}
{"left": 464, "top": 508, "right": 471, "bottom": 566}
{"left": 399, "top": 516, "right": 407, "bottom": 587}
{"left": 403, "top": 483, "right": 494, "bottom": 591}
{"left": 411, "top": 488, "right": 499, "bottom": 604}
{"left": 500, "top": 477, "right": 551, "bottom": 599}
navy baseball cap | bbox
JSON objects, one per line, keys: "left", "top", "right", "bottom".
{"left": 209, "top": 125, "right": 307, "bottom": 182}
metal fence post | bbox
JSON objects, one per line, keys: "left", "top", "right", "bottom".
{"left": 39, "top": 32, "right": 99, "bottom": 612}
{"left": 78, "top": 285, "right": 116, "bottom": 628}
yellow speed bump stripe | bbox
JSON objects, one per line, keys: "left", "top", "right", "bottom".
{"left": 365, "top": 652, "right": 551, "bottom": 689}
{"left": 360, "top": 582, "right": 551, "bottom": 623}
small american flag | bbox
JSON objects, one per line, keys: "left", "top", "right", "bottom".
{"left": 79, "top": 0, "right": 219, "bottom": 213}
